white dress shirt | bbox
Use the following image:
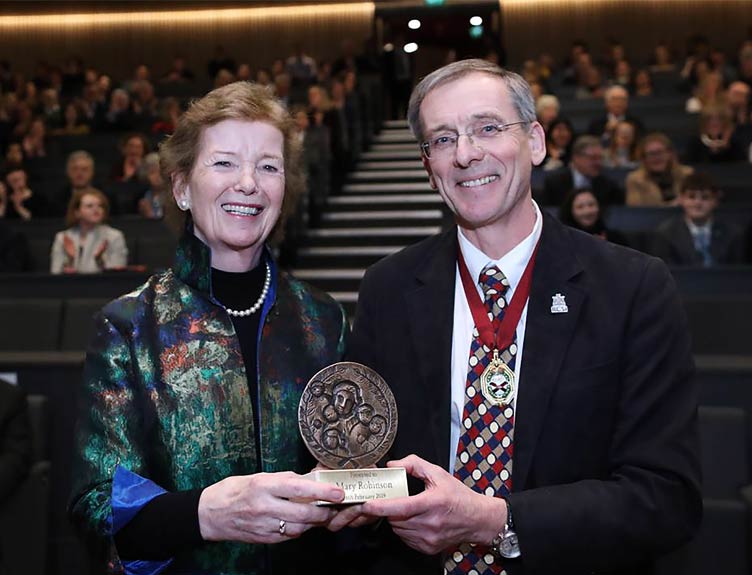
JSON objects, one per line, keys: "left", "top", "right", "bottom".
{"left": 448, "top": 200, "right": 543, "bottom": 470}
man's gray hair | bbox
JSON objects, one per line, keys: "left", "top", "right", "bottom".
{"left": 66, "top": 150, "right": 94, "bottom": 169}
{"left": 572, "top": 135, "right": 602, "bottom": 156}
{"left": 407, "top": 58, "right": 537, "bottom": 144}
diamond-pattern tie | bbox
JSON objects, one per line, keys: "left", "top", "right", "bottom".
{"left": 444, "top": 264, "right": 516, "bottom": 575}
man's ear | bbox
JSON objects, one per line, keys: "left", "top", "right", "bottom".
{"left": 528, "top": 121, "right": 547, "bottom": 166}
{"left": 422, "top": 155, "right": 438, "bottom": 190}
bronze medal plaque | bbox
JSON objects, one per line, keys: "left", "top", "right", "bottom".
{"left": 299, "top": 362, "right": 398, "bottom": 469}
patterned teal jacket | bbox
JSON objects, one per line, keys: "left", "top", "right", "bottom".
{"left": 69, "top": 232, "right": 348, "bottom": 574}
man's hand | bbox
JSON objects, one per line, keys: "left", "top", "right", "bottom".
{"left": 360, "top": 454, "right": 507, "bottom": 555}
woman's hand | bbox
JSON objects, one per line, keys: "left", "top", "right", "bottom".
{"left": 63, "top": 234, "right": 77, "bottom": 261}
{"left": 197, "top": 471, "right": 345, "bottom": 544}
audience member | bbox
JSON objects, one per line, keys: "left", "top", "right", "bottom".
{"left": 542, "top": 135, "right": 623, "bottom": 206}
{"left": 541, "top": 117, "right": 574, "bottom": 171}
{"left": 559, "top": 188, "right": 629, "bottom": 245}
{"left": 136, "top": 152, "right": 166, "bottom": 220}
{"left": 632, "top": 68, "right": 654, "bottom": 97}
{"left": 626, "top": 133, "right": 694, "bottom": 206}
{"left": 50, "top": 188, "right": 128, "bottom": 274}
{"left": 97, "top": 88, "right": 135, "bottom": 132}
{"left": 652, "top": 172, "right": 744, "bottom": 266}
{"left": 110, "top": 132, "right": 148, "bottom": 183}
{"left": 2, "top": 165, "right": 48, "bottom": 220}
{"left": 0, "top": 379, "right": 31, "bottom": 507}
{"left": 58, "top": 150, "right": 96, "bottom": 215}
{"left": 588, "top": 85, "right": 644, "bottom": 147}
{"left": 21, "top": 117, "right": 47, "bottom": 159}
{"left": 649, "top": 44, "right": 676, "bottom": 73}
{"left": 727, "top": 81, "right": 751, "bottom": 126}
{"left": 151, "top": 97, "right": 181, "bottom": 137}
{"left": 207, "top": 44, "right": 236, "bottom": 79}
{"left": 51, "top": 102, "right": 90, "bottom": 136}
{"left": 161, "top": 55, "right": 194, "bottom": 83}
{"left": 685, "top": 105, "right": 744, "bottom": 163}
{"left": 603, "top": 120, "right": 639, "bottom": 169}
{"left": 535, "top": 94, "right": 560, "bottom": 132}
{"left": 685, "top": 70, "right": 725, "bottom": 113}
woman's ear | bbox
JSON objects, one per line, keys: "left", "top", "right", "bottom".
{"left": 172, "top": 174, "right": 191, "bottom": 211}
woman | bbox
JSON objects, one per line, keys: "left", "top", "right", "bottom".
{"left": 685, "top": 105, "right": 744, "bottom": 163}
{"left": 626, "top": 133, "right": 694, "bottom": 206}
{"left": 50, "top": 188, "right": 127, "bottom": 273}
{"left": 542, "top": 117, "right": 574, "bottom": 171}
{"left": 3, "top": 165, "right": 48, "bottom": 220}
{"left": 559, "top": 188, "right": 628, "bottom": 245}
{"left": 110, "top": 132, "right": 149, "bottom": 183}
{"left": 68, "top": 82, "right": 348, "bottom": 574}
{"left": 136, "top": 152, "right": 167, "bottom": 219}
{"left": 603, "top": 120, "right": 639, "bottom": 169}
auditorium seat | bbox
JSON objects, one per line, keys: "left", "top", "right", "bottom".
{"left": 60, "top": 298, "right": 110, "bottom": 351}
{"left": 683, "top": 296, "right": 752, "bottom": 355}
{"left": 0, "top": 394, "right": 51, "bottom": 575}
{"left": 0, "top": 300, "right": 63, "bottom": 351}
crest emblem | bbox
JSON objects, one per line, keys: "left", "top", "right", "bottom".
{"left": 550, "top": 293, "right": 568, "bottom": 314}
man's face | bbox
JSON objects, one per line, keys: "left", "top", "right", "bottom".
{"left": 419, "top": 72, "right": 545, "bottom": 233}
{"left": 68, "top": 158, "right": 94, "bottom": 188}
{"left": 680, "top": 188, "right": 718, "bottom": 225}
{"left": 572, "top": 145, "right": 603, "bottom": 178}
{"left": 605, "top": 88, "right": 628, "bottom": 116}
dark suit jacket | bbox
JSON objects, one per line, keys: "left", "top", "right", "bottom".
{"left": 652, "top": 216, "right": 745, "bottom": 266}
{"left": 348, "top": 214, "right": 701, "bottom": 575}
{"left": 541, "top": 167, "right": 624, "bottom": 206}
{"left": 0, "top": 381, "right": 31, "bottom": 506}
{"left": 587, "top": 113, "right": 645, "bottom": 141}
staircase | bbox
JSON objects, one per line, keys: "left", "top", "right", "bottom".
{"left": 294, "top": 120, "right": 446, "bottom": 317}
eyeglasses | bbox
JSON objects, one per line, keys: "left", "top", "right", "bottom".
{"left": 420, "top": 121, "right": 528, "bottom": 158}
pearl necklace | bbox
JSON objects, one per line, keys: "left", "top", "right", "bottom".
{"left": 223, "top": 262, "right": 272, "bottom": 318}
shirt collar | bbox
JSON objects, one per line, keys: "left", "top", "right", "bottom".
{"left": 457, "top": 200, "right": 543, "bottom": 299}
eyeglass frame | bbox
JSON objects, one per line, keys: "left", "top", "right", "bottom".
{"left": 420, "top": 120, "right": 530, "bottom": 159}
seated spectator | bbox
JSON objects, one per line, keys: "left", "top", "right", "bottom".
{"left": 0, "top": 379, "right": 31, "bottom": 507}
{"left": 611, "top": 59, "right": 632, "bottom": 89}
{"left": 0, "top": 217, "right": 31, "bottom": 271}
{"left": 535, "top": 94, "right": 560, "bottom": 132}
{"left": 51, "top": 102, "right": 90, "bottom": 136}
{"left": 685, "top": 70, "right": 725, "bottom": 113}
{"left": 632, "top": 68, "right": 654, "bottom": 97}
{"left": 21, "top": 117, "right": 46, "bottom": 159}
{"left": 161, "top": 55, "right": 194, "bottom": 83}
{"left": 213, "top": 69, "right": 235, "bottom": 89}
{"left": 726, "top": 81, "right": 751, "bottom": 127}
{"left": 685, "top": 105, "right": 744, "bottom": 163}
{"left": 575, "top": 62, "right": 605, "bottom": 100}
{"left": 541, "top": 117, "right": 574, "bottom": 171}
{"left": 97, "top": 88, "right": 135, "bottom": 131}
{"left": 40, "top": 88, "right": 62, "bottom": 128}
{"left": 542, "top": 135, "right": 623, "bottom": 206}
{"left": 58, "top": 150, "right": 96, "bottom": 215}
{"left": 559, "top": 188, "right": 629, "bottom": 245}
{"left": 648, "top": 44, "right": 676, "bottom": 73}
{"left": 588, "top": 85, "right": 644, "bottom": 147}
{"left": 236, "top": 63, "right": 252, "bottom": 82}
{"left": 0, "top": 143, "right": 24, "bottom": 174}
{"left": 131, "top": 80, "right": 159, "bottom": 132}
{"left": 603, "top": 120, "right": 639, "bottom": 169}
{"left": 274, "top": 73, "right": 291, "bottom": 107}
{"left": 626, "top": 133, "right": 693, "bottom": 206}
{"left": 151, "top": 97, "right": 181, "bottom": 137}
{"left": 137, "top": 152, "right": 167, "bottom": 220}
{"left": 2, "top": 165, "right": 48, "bottom": 220}
{"left": 50, "top": 188, "right": 128, "bottom": 274}
{"left": 652, "top": 172, "right": 744, "bottom": 266}
{"left": 110, "top": 132, "right": 148, "bottom": 183}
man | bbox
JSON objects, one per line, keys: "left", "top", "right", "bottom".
{"left": 587, "top": 85, "right": 644, "bottom": 146}
{"left": 652, "top": 172, "right": 744, "bottom": 266}
{"left": 541, "top": 135, "right": 623, "bottom": 206}
{"left": 339, "top": 59, "right": 701, "bottom": 575}
{"left": 57, "top": 150, "right": 96, "bottom": 215}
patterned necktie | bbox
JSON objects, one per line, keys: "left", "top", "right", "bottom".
{"left": 445, "top": 264, "right": 517, "bottom": 575}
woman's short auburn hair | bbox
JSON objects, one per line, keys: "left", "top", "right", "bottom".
{"left": 159, "top": 81, "right": 304, "bottom": 243}
{"left": 66, "top": 187, "right": 110, "bottom": 228}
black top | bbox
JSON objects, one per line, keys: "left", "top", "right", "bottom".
{"left": 115, "top": 261, "right": 268, "bottom": 560}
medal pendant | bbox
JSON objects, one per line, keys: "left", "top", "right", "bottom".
{"left": 480, "top": 349, "right": 515, "bottom": 406}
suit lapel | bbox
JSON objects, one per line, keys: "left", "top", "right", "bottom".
{"left": 514, "top": 215, "right": 586, "bottom": 489}
{"left": 405, "top": 229, "right": 457, "bottom": 467}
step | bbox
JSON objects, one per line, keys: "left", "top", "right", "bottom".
{"left": 306, "top": 226, "right": 441, "bottom": 238}
{"left": 356, "top": 161, "right": 424, "bottom": 170}
{"left": 342, "top": 182, "right": 433, "bottom": 193}
{"left": 328, "top": 194, "right": 442, "bottom": 206}
{"left": 296, "top": 246, "right": 399, "bottom": 268}
{"left": 322, "top": 209, "right": 442, "bottom": 221}
{"left": 368, "top": 143, "right": 420, "bottom": 152}
{"left": 348, "top": 170, "right": 428, "bottom": 182}
{"left": 291, "top": 269, "right": 365, "bottom": 293}
{"left": 360, "top": 150, "right": 422, "bottom": 161}
{"left": 383, "top": 120, "right": 410, "bottom": 130}
{"left": 329, "top": 292, "right": 358, "bottom": 318}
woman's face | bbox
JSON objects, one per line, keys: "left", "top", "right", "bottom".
{"left": 176, "top": 119, "right": 285, "bottom": 270}
{"left": 124, "top": 136, "right": 145, "bottom": 158}
{"left": 643, "top": 141, "right": 671, "bottom": 173}
{"left": 571, "top": 191, "right": 600, "bottom": 228}
{"left": 550, "top": 123, "right": 572, "bottom": 148}
{"left": 76, "top": 193, "right": 106, "bottom": 227}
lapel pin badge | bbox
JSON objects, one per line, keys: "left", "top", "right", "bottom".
{"left": 550, "top": 293, "right": 568, "bottom": 314}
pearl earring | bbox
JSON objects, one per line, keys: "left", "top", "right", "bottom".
{"left": 178, "top": 198, "right": 190, "bottom": 211}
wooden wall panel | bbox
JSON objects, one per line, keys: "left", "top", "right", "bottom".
{"left": 500, "top": 0, "right": 752, "bottom": 66}
{"left": 0, "top": 4, "right": 374, "bottom": 79}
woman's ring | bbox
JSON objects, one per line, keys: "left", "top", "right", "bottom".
{"left": 278, "top": 519, "right": 287, "bottom": 535}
